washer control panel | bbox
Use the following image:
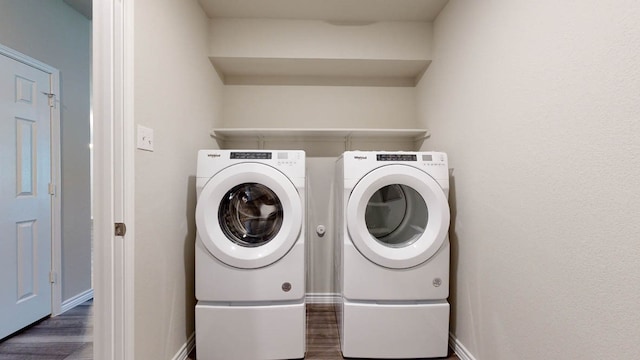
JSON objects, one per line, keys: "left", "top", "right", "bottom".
{"left": 376, "top": 154, "right": 417, "bottom": 161}
{"left": 230, "top": 151, "right": 272, "bottom": 159}
{"left": 197, "top": 149, "right": 305, "bottom": 179}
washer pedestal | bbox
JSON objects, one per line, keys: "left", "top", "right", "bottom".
{"left": 341, "top": 300, "right": 449, "bottom": 359}
{"left": 195, "top": 302, "right": 305, "bottom": 360}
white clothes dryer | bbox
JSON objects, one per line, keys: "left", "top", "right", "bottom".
{"left": 335, "top": 151, "right": 451, "bottom": 359}
{"left": 195, "top": 150, "right": 305, "bottom": 360}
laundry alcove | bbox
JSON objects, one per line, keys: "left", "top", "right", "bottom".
{"left": 205, "top": 7, "right": 440, "bottom": 304}
{"left": 204, "top": 8, "right": 441, "bottom": 307}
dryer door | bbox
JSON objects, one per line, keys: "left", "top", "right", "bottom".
{"left": 346, "top": 164, "right": 450, "bottom": 269}
{"left": 196, "top": 163, "right": 302, "bottom": 269}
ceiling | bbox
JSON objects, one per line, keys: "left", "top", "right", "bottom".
{"left": 198, "top": 0, "right": 448, "bottom": 22}
{"left": 62, "top": 0, "right": 448, "bottom": 23}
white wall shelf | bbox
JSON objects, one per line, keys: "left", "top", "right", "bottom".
{"left": 210, "top": 128, "right": 430, "bottom": 157}
{"left": 210, "top": 57, "right": 430, "bottom": 87}
{"left": 207, "top": 19, "right": 436, "bottom": 87}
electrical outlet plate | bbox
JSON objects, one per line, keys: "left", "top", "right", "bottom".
{"left": 137, "top": 125, "right": 154, "bottom": 151}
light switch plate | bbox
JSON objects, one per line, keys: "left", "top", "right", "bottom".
{"left": 137, "top": 125, "right": 154, "bottom": 151}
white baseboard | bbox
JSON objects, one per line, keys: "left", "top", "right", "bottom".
{"left": 59, "top": 288, "right": 94, "bottom": 315}
{"left": 172, "top": 332, "right": 195, "bottom": 360}
{"left": 305, "top": 293, "right": 340, "bottom": 304}
{"left": 449, "top": 332, "right": 477, "bottom": 360}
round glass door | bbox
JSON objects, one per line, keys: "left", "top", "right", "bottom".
{"left": 365, "top": 184, "right": 428, "bottom": 248}
{"left": 347, "top": 165, "right": 450, "bottom": 269}
{"left": 219, "top": 183, "right": 283, "bottom": 248}
{"left": 196, "top": 163, "right": 302, "bottom": 269}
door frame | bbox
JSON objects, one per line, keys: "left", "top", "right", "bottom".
{"left": 93, "top": 0, "right": 135, "bottom": 359}
{"left": 0, "top": 43, "right": 62, "bottom": 318}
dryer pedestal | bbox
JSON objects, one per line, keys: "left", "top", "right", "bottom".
{"left": 340, "top": 300, "right": 450, "bottom": 359}
{"left": 196, "top": 302, "right": 305, "bottom": 360}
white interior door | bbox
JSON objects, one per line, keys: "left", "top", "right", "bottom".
{"left": 0, "top": 51, "right": 52, "bottom": 339}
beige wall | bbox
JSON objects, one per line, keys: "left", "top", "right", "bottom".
{"left": 210, "top": 19, "right": 431, "bottom": 60}
{"left": 222, "top": 85, "right": 417, "bottom": 129}
{"left": 0, "top": 0, "right": 92, "bottom": 303}
{"left": 417, "top": 1, "right": 640, "bottom": 358}
{"left": 306, "top": 158, "right": 338, "bottom": 296}
{"left": 133, "top": 0, "right": 223, "bottom": 358}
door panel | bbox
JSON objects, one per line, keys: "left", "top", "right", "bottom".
{"left": 16, "top": 118, "right": 36, "bottom": 196}
{"left": 0, "top": 52, "right": 52, "bottom": 340}
{"left": 16, "top": 220, "right": 37, "bottom": 302}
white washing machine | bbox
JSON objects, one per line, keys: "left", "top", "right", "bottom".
{"left": 335, "top": 151, "right": 451, "bottom": 359}
{"left": 195, "top": 150, "right": 305, "bottom": 360}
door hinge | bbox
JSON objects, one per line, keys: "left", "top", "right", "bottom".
{"left": 115, "top": 222, "right": 127, "bottom": 236}
{"left": 48, "top": 183, "right": 56, "bottom": 195}
{"left": 49, "top": 271, "right": 57, "bottom": 284}
{"left": 41, "top": 92, "right": 56, "bottom": 108}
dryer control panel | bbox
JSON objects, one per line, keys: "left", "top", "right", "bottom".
{"left": 342, "top": 151, "right": 449, "bottom": 183}
{"left": 375, "top": 152, "right": 446, "bottom": 164}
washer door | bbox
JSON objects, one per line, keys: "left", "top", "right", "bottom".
{"left": 196, "top": 163, "right": 302, "bottom": 269}
{"left": 346, "top": 164, "right": 450, "bottom": 269}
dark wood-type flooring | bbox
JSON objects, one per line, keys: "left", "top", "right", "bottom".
{"left": 0, "top": 302, "right": 457, "bottom": 359}
{"left": 0, "top": 300, "right": 93, "bottom": 360}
